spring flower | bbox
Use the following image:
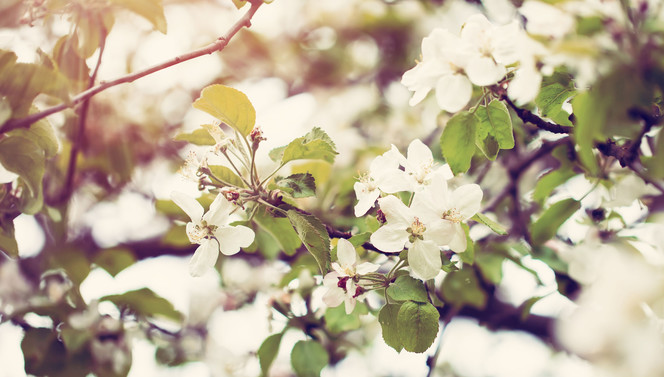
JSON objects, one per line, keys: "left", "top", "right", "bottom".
{"left": 171, "top": 191, "right": 255, "bottom": 277}
{"left": 322, "top": 238, "right": 379, "bottom": 314}
{"left": 390, "top": 139, "right": 453, "bottom": 191}
{"left": 354, "top": 149, "right": 410, "bottom": 217}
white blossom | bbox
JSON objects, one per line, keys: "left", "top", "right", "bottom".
{"left": 353, "top": 149, "right": 409, "bottom": 217}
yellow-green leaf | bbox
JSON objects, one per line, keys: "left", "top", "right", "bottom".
{"left": 109, "top": 0, "right": 167, "bottom": 33}
{"left": 193, "top": 85, "right": 256, "bottom": 137}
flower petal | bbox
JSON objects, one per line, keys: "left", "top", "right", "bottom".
{"left": 171, "top": 191, "right": 204, "bottom": 223}
{"left": 408, "top": 240, "right": 442, "bottom": 280}
{"left": 435, "top": 73, "right": 472, "bottom": 113}
{"left": 377, "top": 195, "right": 413, "bottom": 228}
{"left": 371, "top": 224, "right": 409, "bottom": 253}
{"left": 189, "top": 240, "right": 219, "bottom": 277}
{"left": 465, "top": 57, "right": 505, "bottom": 87}
{"left": 203, "top": 193, "right": 233, "bottom": 225}
{"left": 336, "top": 238, "right": 357, "bottom": 269}
{"left": 448, "top": 223, "right": 468, "bottom": 253}
{"left": 213, "top": 225, "right": 255, "bottom": 256}
{"left": 356, "top": 261, "right": 379, "bottom": 275}
{"left": 354, "top": 181, "right": 380, "bottom": 217}
{"left": 451, "top": 183, "right": 483, "bottom": 220}
{"left": 323, "top": 287, "right": 346, "bottom": 308}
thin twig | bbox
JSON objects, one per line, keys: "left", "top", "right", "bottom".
{"left": 502, "top": 95, "right": 573, "bottom": 134}
{"left": 0, "top": 0, "right": 263, "bottom": 133}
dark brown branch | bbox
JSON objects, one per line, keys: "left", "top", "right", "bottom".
{"left": 0, "top": 0, "right": 263, "bottom": 133}
{"left": 502, "top": 95, "right": 573, "bottom": 134}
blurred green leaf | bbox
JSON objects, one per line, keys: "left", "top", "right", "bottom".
{"left": 378, "top": 303, "right": 403, "bottom": 352}
{"left": 101, "top": 288, "right": 182, "bottom": 322}
{"left": 287, "top": 210, "right": 331, "bottom": 274}
{"left": 441, "top": 268, "right": 487, "bottom": 309}
{"left": 531, "top": 198, "right": 580, "bottom": 245}
{"left": 93, "top": 248, "right": 136, "bottom": 277}
{"left": 476, "top": 253, "right": 504, "bottom": 284}
{"left": 291, "top": 340, "right": 329, "bottom": 377}
{"left": 324, "top": 302, "right": 367, "bottom": 334}
{"left": 472, "top": 213, "right": 508, "bottom": 235}
{"left": 208, "top": 165, "right": 245, "bottom": 187}
{"left": 193, "top": 85, "right": 255, "bottom": 137}
{"left": 109, "top": 0, "right": 167, "bottom": 33}
{"left": 441, "top": 111, "right": 479, "bottom": 174}
{"left": 173, "top": 128, "right": 215, "bottom": 146}
{"left": 397, "top": 301, "right": 439, "bottom": 353}
{"left": 387, "top": 275, "right": 428, "bottom": 303}
{"left": 456, "top": 223, "right": 475, "bottom": 265}
{"left": 0, "top": 217, "right": 18, "bottom": 258}
{"left": 258, "top": 332, "right": 284, "bottom": 377}
{"left": 0, "top": 136, "right": 44, "bottom": 209}
{"left": 348, "top": 232, "right": 371, "bottom": 247}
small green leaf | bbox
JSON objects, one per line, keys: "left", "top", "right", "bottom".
{"left": 0, "top": 135, "right": 45, "bottom": 213}
{"left": 441, "top": 268, "right": 487, "bottom": 309}
{"left": 644, "top": 129, "right": 664, "bottom": 179}
{"left": 208, "top": 165, "right": 245, "bottom": 187}
{"left": 520, "top": 296, "right": 544, "bottom": 321}
{"left": 193, "top": 84, "right": 255, "bottom": 137}
{"left": 275, "top": 173, "right": 316, "bottom": 198}
{"left": 348, "top": 232, "right": 371, "bottom": 247}
{"left": 0, "top": 217, "right": 18, "bottom": 258}
{"left": 276, "top": 128, "right": 338, "bottom": 164}
{"left": 101, "top": 288, "right": 182, "bottom": 322}
{"left": 472, "top": 213, "right": 508, "bottom": 236}
{"left": 258, "top": 332, "right": 284, "bottom": 377}
{"left": 254, "top": 208, "right": 302, "bottom": 256}
{"left": 93, "top": 248, "right": 136, "bottom": 277}
{"left": 387, "top": 275, "right": 428, "bottom": 303}
{"left": 397, "top": 301, "right": 439, "bottom": 353}
{"left": 287, "top": 210, "right": 331, "bottom": 274}
{"left": 476, "top": 253, "right": 504, "bottom": 284}
{"left": 109, "top": 0, "right": 167, "bottom": 33}
{"left": 291, "top": 340, "right": 329, "bottom": 377}
{"left": 475, "top": 100, "right": 514, "bottom": 160}
{"left": 9, "top": 116, "right": 59, "bottom": 158}
{"left": 533, "top": 168, "right": 576, "bottom": 204}
{"left": 324, "top": 302, "right": 367, "bottom": 334}
{"left": 173, "top": 127, "right": 215, "bottom": 146}
{"left": 535, "top": 78, "right": 575, "bottom": 127}
{"left": 378, "top": 303, "right": 403, "bottom": 352}
{"left": 441, "top": 111, "right": 479, "bottom": 174}
{"left": 531, "top": 198, "right": 580, "bottom": 245}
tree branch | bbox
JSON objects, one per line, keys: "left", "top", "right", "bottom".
{"left": 502, "top": 95, "right": 573, "bottom": 134}
{"left": 0, "top": 0, "right": 264, "bottom": 133}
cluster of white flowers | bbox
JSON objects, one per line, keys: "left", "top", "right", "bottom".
{"left": 354, "top": 139, "right": 482, "bottom": 280}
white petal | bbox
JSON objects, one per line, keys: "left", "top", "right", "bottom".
{"left": 377, "top": 195, "right": 414, "bottom": 228}
{"left": 336, "top": 238, "right": 357, "bottom": 269}
{"left": 323, "top": 287, "right": 346, "bottom": 308}
{"left": 171, "top": 191, "right": 204, "bottom": 223}
{"left": 423, "top": 219, "right": 456, "bottom": 247}
{"left": 435, "top": 74, "right": 472, "bottom": 113}
{"left": 354, "top": 182, "right": 380, "bottom": 217}
{"left": 189, "top": 240, "right": 219, "bottom": 277}
{"left": 370, "top": 224, "right": 409, "bottom": 253}
{"left": 323, "top": 271, "right": 341, "bottom": 288}
{"left": 448, "top": 224, "right": 468, "bottom": 253}
{"left": 508, "top": 65, "right": 542, "bottom": 105}
{"left": 203, "top": 193, "right": 233, "bottom": 226}
{"left": 452, "top": 184, "right": 483, "bottom": 220}
{"left": 406, "top": 139, "right": 433, "bottom": 169}
{"left": 356, "top": 261, "right": 379, "bottom": 275}
{"left": 213, "top": 225, "right": 255, "bottom": 256}
{"left": 465, "top": 57, "right": 505, "bottom": 86}
{"left": 408, "top": 240, "right": 442, "bottom": 280}
{"left": 344, "top": 296, "right": 357, "bottom": 315}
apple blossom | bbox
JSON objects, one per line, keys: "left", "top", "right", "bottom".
{"left": 390, "top": 139, "right": 453, "bottom": 190}
{"left": 353, "top": 149, "right": 410, "bottom": 217}
{"left": 171, "top": 191, "right": 255, "bottom": 277}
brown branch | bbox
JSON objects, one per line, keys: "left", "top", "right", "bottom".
{"left": 0, "top": 0, "right": 264, "bottom": 133}
{"left": 502, "top": 95, "right": 573, "bottom": 134}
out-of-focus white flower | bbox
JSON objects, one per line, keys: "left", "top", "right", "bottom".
{"left": 322, "top": 238, "right": 378, "bottom": 314}
{"left": 401, "top": 28, "right": 473, "bottom": 113}
{"left": 171, "top": 191, "right": 255, "bottom": 277}
{"left": 0, "top": 260, "right": 32, "bottom": 315}
{"left": 520, "top": 1, "right": 575, "bottom": 39}
{"left": 411, "top": 173, "right": 483, "bottom": 253}
{"left": 353, "top": 149, "right": 409, "bottom": 217}
{"left": 602, "top": 174, "right": 659, "bottom": 208}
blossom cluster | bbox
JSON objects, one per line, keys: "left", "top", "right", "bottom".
{"left": 354, "top": 139, "right": 482, "bottom": 280}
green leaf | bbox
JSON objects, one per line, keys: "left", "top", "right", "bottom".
{"left": 475, "top": 100, "right": 514, "bottom": 160}
{"left": 441, "top": 268, "right": 487, "bottom": 309}
{"left": 0, "top": 217, "right": 18, "bottom": 258}
{"left": 0, "top": 96, "right": 11, "bottom": 125}
{"left": 533, "top": 168, "right": 576, "bottom": 204}
{"left": 456, "top": 223, "right": 475, "bottom": 265}
{"left": 397, "top": 301, "right": 440, "bottom": 353}
{"left": 472, "top": 213, "right": 508, "bottom": 235}
{"left": 101, "top": 288, "right": 182, "bottom": 322}
{"left": 535, "top": 77, "right": 575, "bottom": 127}
{"left": 275, "top": 173, "right": 316, "bottom": 198}
{"left": 275, "top": 127, "right": 338, "bottom": 164}
{"left": 324, "top": 302, "right": 367, "bottom": 333}
{"left": 287, "top": 210, "right": 331, "bottom": 274}
{"left": 93, "top": 248, "right": 136, "bottom": 277}
{"left": 9, "top": 116, "right": 60, "bottom": 158}
{"left": 378, "top": 303, "right": 403, "bottom": 352}
{"left": 386, "top": 275, "right": 428, "bottom": 303}
{"left": 258, "top": 332, "right": 284, "bottom": 377}
{"left": 520, "top": 296, "right": 544, "bottom": 321}
{"left": 53, "top": 34, "right": 90, "bottom": 83}
{"left": 476, "top": 253, "right": 504, "bottom": 284}
{"left": 109, "top": 0, "right": 167, "bottom": 33}
{"left": 208, "top": 165, "right": 245, "bottom": 187}
{"left": 173, "top": 127, "right": 215, "bottom": 146}
{"left": 644, "top": 129, "right": 664, "bottom": 179}
{"left": 254, "top": 208, "right": 302, "bottom": 256}
{"left": 348, "top": 232, "right": 371, "bottom": 247}
{"left": 531, "top": 198, "right": 580, "bottom": 245}
{"left": 441, "top": 111, "right": 479, "bottom": 174}
{"left": 0, "top": 135, "right": 45, "bottom": 213}
{"left": 22, "top": 328, "right": 68, "bottom": 377}
{"left": 193, "top": 85, "right": 256, "bottom": 137}
{"left": 291, "top": 340, "right": 329, "bottom": 377}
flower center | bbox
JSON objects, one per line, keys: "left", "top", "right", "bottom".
{"left": 358, "top": 172, "right": 377, "bottom": 192}
{"left": 407, "top": 217, "right": 426, "bottom": 243}
{"left": 442, "top": 208, "right": 463, "bottom": 223}
{"left": 411, "top": 159, "right": 434, "bottom": 185}
{"left": 187, "top": 221, "right": 217, "bottom": 244}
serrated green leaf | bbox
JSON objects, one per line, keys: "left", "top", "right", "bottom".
{"left": 441, "top": 268, "right": 487, "bottom": 309}
{"left": 101, "top": 288, "right": 182, "bottom": 322}
{"left": 287, "top": 210, "right": 331, "bottom": 274}
{"left": 476, "top": 253, "right": 504, "bottom": 284}
{"left": 258, "top": 332, "right": 284, "bottom": 377}
{"left": 0, "top": 136, "right": 45, "bottom": 212}
{"left": 387, "top": 275, "right": 428, "bottom": 303}
{"left": 109, "top": 0, "right": 167, "bottom": 33}
{"left": 173, "top": 127, "right": 215, "bottom": 146}
{"left": 535, "top": 82, "right": 575, "bottom": 127}
{"left": 93, "top": 248, "right": 136, "bottom": 277}
{"left": 193, "top": 85, "right": 255, "bottom": 137}
{"left": 531, "top": 198, "right": 580, "bottom": 245}
{"left": 475, "top": 100, "right": 514, "bottom": 160}
{"left": 276, "top": 127, "right": 338, "bottom": 164}
{"left": 208, "top": 165, "right": 245, "bottom": 187}
{"left": 275, "top": 173, "right": 316, "bottom": 198}
{"left": 397, "top": 301, "right": 439, "bottom": 353}
{"left": 472, "top": 213, "right": 508, "bottom": 235}
{"left": 0, "top": 217, "right": 18, "bottom": 258}
{"left": 254, "top": 208, "right": 301, "bottom": 255}
{"left": 378, "top": 303, "right": 403, "bottom": 352}
{"left": 441, "top": 111, "right": 479, "bottom": 174}
{"left": 291, "top": 340, "right": 329, "bottom": 377}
